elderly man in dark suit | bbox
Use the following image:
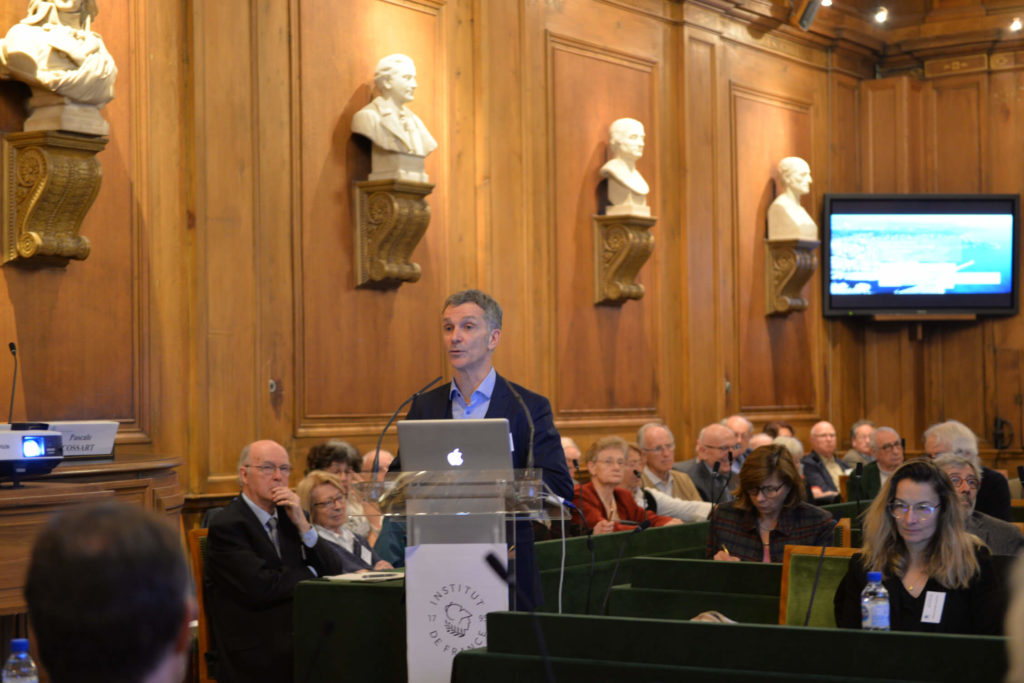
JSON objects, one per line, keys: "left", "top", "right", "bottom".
{"left": 675, "top": 422, "right": 737, "bottom": 504}
{"left": 936, "top": 452, "right": 1024, "bottom": 556}
{"left": 394, "top": 289, "right": 573, "bottom": 608}
{"left": 205, "top": 440, "right": 345, "bottom": 683}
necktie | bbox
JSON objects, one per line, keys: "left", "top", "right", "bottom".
{"left": 266, "top": 517, "right": 280, "bottom": 557}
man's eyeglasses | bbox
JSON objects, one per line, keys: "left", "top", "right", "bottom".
{"left": 643, "top": 444, "right": 674, "bottom": 454}
{"left": 877, "top": 441, "right": 902, "bottom": 453}
{"left": 748, "top": 484, "right": 786, "bottom": 498}
{"left": 595, "top": 458, "right": 625, "bottom": 467}
{"left": 889, "top": 502, "right": 940, "bottom": 519}
{"left": 313, "top": 494, "right": 346, "bottom": 509}
{"left": 245, "top": 463, "right": 292, "bottom": 476}
{"left": 700, "top": 443, "right": 732, "bottom": 454}
{"left": 949, "top": 476, "right": 980, "bottom": 491}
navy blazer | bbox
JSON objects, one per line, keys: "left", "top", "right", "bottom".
{"left": 394, "top": 372, "right": 573, "bottom": 607}
{"left": 205, "top": 496, "right": 345, "bottom": 683}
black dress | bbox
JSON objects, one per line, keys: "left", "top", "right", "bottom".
{"left": 833, "top": 545, "right": 1003, "bottom": 635}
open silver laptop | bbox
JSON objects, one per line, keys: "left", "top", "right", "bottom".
{"left": 397, "top": 418, "right": 513, "bottom": 473}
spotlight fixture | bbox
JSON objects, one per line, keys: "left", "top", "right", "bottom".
{"left": 821, "top": 0, "right": 832, "bottom": 6}
{"left": 1011, "top": 16, "right": 1022, "bottom": 31}
{"left": 874, "top": 6, "right": 889, "bottom": 22}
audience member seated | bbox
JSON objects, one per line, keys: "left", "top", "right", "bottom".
{"left": 25, "top": 502, "right": 193, "bottom": 683}
{"left": 623, "top": 443, "right": 711, "bottom": 522}
{"left": 848, "top": 426, "right": 904, "bottom": 502}
{"left": 803, "top": 420, "right": 849, "bottom": 504}
{"left": 842, "top": 419, "right": 876, "bottom": 467}
{"left": 708, "top": 445, "right": 835, "bottom": 562}
{"left": 763, "top": 420, "right": 794, "bottom": 438}
{"left": 562, "top": 436, "right": 583, "bottom": 481}
{"left": 771, "top": 435, "right": 804, "bottom": 473}
{"left": 924, "top": 420, "right": 1012, "bottom": 522}
{"left": 725, "top": 415, "right": 754, "bottom": 474}
{"left": 834, "top": 459, "right": 1002, "bottom": 634}
{"left": 574, "top": 436, "right": 681, "bottom": 534}
{"left": 936, "top": 452, "right": 1024, "bottom": 556}
{"left": 296, "top": 470, "right": 393, "bottom": 572}
{"left": 638, "top": 422, "right": 703, "bottom": 502}
{"left": 748, "top": 432, "right": 773, "bottom": 451}
{"left": 362, "top": 448, "right": 394, "bottom": 481}
{"left": 675, "top": 422, "right": 737, "bottom": 503}
{"left": 307, "top": 440, "right": 382, "bottom": 545}
{"left": 206, "top": 440, "right": 346, "bottom": 683}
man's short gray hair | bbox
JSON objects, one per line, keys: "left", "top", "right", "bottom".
{"left": 849, "top": 419, "right": 875, "bottom": 442}
{"left": 443, "top": 289, "right": 502, "bottom": 331}
{"left": 924, "top": 420, "right": 978, "bottom": 456}
{"left": 934, "top": 452, "right": 982, "bottom": 480}
{"left": 869, "top": 426, "right": 899, "bottom": 449}
{"left": 637, "top": 422, "right": 673, "bottom": 448}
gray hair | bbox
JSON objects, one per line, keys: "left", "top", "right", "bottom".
{"left": 869, "top": 426, "right": 899, "bottom": 450}
{"left": 722, "top": 415, "right": 753, "bottom": 438}
{"left": 443, "top": 289, "right": 502, "bottom": 331}
{"left": 772, "top": 435, "right": 804, "bottom": 461}
{"left": 934, "top": 452, "right": 982, "bottom": 481}
{"left": 637, "top": 422, "right": 673, "bottom": 449}
{"left": 849, "top": 419, "right": 875, "bottom": 442}
{"left": 924, "top": 420, "right": 978, "bottom": 456}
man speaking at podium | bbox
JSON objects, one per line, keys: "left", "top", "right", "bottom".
{"left": 396, "top": 289, "right": 574, "bottom": 607}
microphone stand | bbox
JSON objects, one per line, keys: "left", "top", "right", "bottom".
{"left": 371, "top": 375, "right": 442, "bottom": 480}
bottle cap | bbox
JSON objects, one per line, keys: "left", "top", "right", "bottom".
{"left": 9, "top": 638, "right": 28, "bottom": 653}
{"left": 866, "top": 571, "right": 882, "bottom": 582}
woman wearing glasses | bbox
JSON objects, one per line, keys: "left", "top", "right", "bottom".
{"left": 574, "top": 436, "right": 681, "bottom": 534}
{"left": 708, "top": 445, "right": 835, "bottom": 562}
{"left": 834, "top": 459, "right": 1001, "bottom": 633}
{"left": 296, "top": 470, "right": 392, "bottom": 573}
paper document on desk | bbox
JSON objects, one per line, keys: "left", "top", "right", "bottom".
{"left": 325, "top": 571, "right": 402, "bottom": 582}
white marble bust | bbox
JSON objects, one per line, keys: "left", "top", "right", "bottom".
{"left": 351, "top": 53, "right": 437, "bottom": 183}
{"left": 600, "top": 118, "right": 650, "bottom": 217}
{"left": 0, "top": 0, "right": 117, "bottom": 107}
{"left": 767, "top": 156, "right": 818, "bottom": 242}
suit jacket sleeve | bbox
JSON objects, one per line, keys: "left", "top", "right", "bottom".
{"left": 207, "top": 504, "right": 320, "bottom": 610}
{"left": 523, "top": 389, "right": 574, "bottom": 501}
{"left": 977, "top": 467, "right": 1012, "bottom": 522}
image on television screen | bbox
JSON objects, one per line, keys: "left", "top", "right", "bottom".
{"left": 828, "top": 213, "right": 1013, "bottom": 297}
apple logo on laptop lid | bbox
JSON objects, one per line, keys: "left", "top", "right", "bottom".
{"left": 446, "top": 447, "right": 464, "bottom": 467}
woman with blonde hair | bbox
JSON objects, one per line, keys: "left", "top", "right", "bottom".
{"left": 834, "top": 459, "right": 1001, "bottom": 633}
{"left": 296, "top": 470, "right": 392, "bottom": 573}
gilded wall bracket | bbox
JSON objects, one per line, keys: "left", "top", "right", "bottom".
{"left": 593, "top": 214, "right": 656, "bottom": 305}
{"left": 354, "top": 178, "right": 434, "bottom": 289}
{"left": 2, "top": 130, "right": 107, "bottom": 267}
{"left": 765, "top": 238, "right": 819, "bottom": 315}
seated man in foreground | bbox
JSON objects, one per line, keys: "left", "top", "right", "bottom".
{"left": 25, "top": 502, "right": 194, "bottom": 683}
{"left": 206, "top": 439, "right": 345, "bottom": 683}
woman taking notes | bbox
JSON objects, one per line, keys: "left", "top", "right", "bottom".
{"left": 708, "top": 445, "right": 835, "bottom": 562}
{"left": 834, "top": 459, "right": 1001, "bottom": 634}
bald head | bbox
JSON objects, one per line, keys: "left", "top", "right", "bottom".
{"left": 696, "top": 423, "right": 735, "bottom": 471}
{"left": 809, "top": 421, "right": 837, "bottom": 459}
{"left": 723, "top": 415, "right": 753, "bottom": 450}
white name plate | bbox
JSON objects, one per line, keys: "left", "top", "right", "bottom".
{"left": 45, "top": 421, "right": 118, "bottom": 456}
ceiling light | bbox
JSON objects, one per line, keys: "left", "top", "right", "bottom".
{"left": 821, "top": 0, "right": 832, "bottom": 6}
{"left": 1011, "top": 16, "right": 1022, "bottom": 31}
{"left": 874, "top": 6, "right": 889, "bottom": 22}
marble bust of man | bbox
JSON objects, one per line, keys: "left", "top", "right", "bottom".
{"left": 600, "top": 118, "right": 650, "bottom": 217}
{"left": 767, "top": 156, "right": 818, "bottom": 241}
{"left": 351, "top": 53, "right": 437, "bottom": 183}
{"left": 0, "top": 0, "right": 117, "bottom": 107}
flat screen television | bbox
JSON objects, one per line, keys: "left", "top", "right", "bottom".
{"left": 821, "top": 194, "right": 1020, "bottom": 318}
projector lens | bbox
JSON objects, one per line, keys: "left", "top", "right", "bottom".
{"left": 22, "top": 436, "right": 45, "bottom": 458}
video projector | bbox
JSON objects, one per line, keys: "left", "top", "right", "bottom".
{"left": 0, "top": 429, "right": 63, "bottom": 486}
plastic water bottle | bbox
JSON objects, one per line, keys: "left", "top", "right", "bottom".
{"left": 860, "top": 571, "right": 890, "bottom": 631}
{"left": 2, "top": 639, "right": 38, "bottom": 683}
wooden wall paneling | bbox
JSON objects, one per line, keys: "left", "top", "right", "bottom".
{"left": 723, "top": 41, "right": 828, "bottom": 428}
{"left": 862, "top": 325, "right": 924, "bottom": 444}
{"left": 929, "top": 74, "right": 986, "bottom": 192}
{"left": 189, "top": 0, "right": 260, "bottom": 491}
{"left": 860, "top": 77, "right": 930, "bottom": 193}
{"left": 538, "top": 2, "right": 668, "bottom": 434}
{"left": 294, "top": 0, "right": 450, "bottom": 450}
{"left": 826, "top": 71, "right": 866, "bottom": 442}
{"left": 921, "top": 322, "right": 988, "bottom": 441}
{"left": 547, "top": 35, "right": 658, "bottom": 422}
{"left": 683, "top": 24, "right": 724, "bottom": 441}
{"left": 135, "top": 0, "right": 189, "bottom": 468}
{"left": 987, "top": 69, "right": 1024, "bottom": 195}
{"left": 1, "top": 0, "right": 144, "bottom": 434}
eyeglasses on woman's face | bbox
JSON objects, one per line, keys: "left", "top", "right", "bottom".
{"left": 888, "top": 501, "right": 940, "bottom": 520}
{"left": 748, "top": 483, "right": 786, "bottom": 498}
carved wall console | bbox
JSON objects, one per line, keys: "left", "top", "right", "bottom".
{"left": 593, "top": 214, "right": 656, "bottom": 305}
{"left": 2, "top": 131, "right": 107, "bottom": 266}
{"left": 354, "top": 178, "right": 434, "bottom": 288}
{"left": 764, "top": 238, "right": 819, "bottom": 315}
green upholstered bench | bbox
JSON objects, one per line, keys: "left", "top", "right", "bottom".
{"left": 452, "top": 611, "right": 1006, "bottom": 682}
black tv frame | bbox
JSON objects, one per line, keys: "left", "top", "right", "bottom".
{"left": 821, "top": 193, "right": 1020, "bottom": 319}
